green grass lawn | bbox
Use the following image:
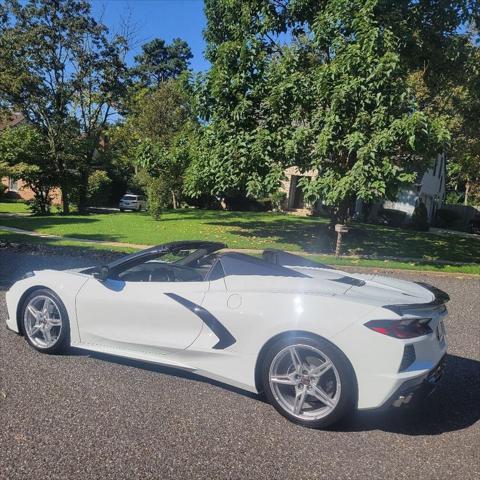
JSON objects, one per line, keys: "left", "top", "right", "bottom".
{"left": 0, "top": 200, "right": 30, "bottom": 214}
{"left": 0, "top": 208, "right": 479, "bottom": 267}
{"left": 1, "top": 227, "right": 479, "bottom": 274}
{"left": 0, "top": 229, "right": 137, "bottom": 253}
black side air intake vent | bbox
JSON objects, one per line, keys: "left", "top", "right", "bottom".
{"left": 399, "top": 344, "right": 416, "bottom": 372}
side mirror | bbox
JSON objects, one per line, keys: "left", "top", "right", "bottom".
{"left": 93, "top": 265, "right": 110, "bottom": 282}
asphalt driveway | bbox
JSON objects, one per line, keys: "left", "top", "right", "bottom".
{"left": 0, "top": 249, "right": 479, "bottom": 479}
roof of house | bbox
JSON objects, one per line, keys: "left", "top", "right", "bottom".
{"left": 0, "top": 112, "right": 25, "bottom": 131}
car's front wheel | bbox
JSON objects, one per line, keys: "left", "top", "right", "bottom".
{"left": 21, "top": 289, "right": 70, "bottom": 354}
{"left": 262, "top": 336, "right": 357, "bottom": 428}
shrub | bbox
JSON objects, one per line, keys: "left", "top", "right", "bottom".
{"left": 26, "top": 193, "right": 51, "bottom": 215}
{"left": 147, "top": 177, "right": 171, "bottom": 220}
{"left": 435, "top": 208, "right": 461, "bottom": 228}
{"left": 269, "top": 190, "right": 287, "bottom": 211}
{"left": 411, "top": 201, "right": 429, "bottom": 231}
{"left": 88, "top": 170, "right": 112, "bottom": 206}
{"left": 377, "top": 208, "right": 407, "bottom": 227}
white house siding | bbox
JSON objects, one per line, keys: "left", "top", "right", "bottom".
{"left": 383, "top": 153, "right": 446, "bottom": 222}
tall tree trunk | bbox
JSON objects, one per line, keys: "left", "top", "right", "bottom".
{"left": 332, "top": 199, "right": 351, "bottom": 257}
{"left": 335, "top": 231, "right": 343, "bottom": 257}
{"left": 50, "top": 141, "right": 70, "bottom": 214}
{"left": 172, "top": 191, "right": 178, "bottom": 209}
{"left": 60, "top": 183, "right": 70, "bottom": 214}
{"left": 464, "top": 180, "right": 470, "bottom": 206}
{"left": 77, "top": 169, "right": 90, "bottom": 214}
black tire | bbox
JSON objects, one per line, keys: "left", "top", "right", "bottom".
{"left": 20, "top": 288, "right": 70, "bottom": 354}
{"left": 261, "top": 335, "right": 357, "bottom": 429}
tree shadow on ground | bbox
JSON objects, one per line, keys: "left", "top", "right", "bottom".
{"left": 346, "top": 224, "right": 480, "bottom": 263}
{"left": 205, "top": 219, "right": 335, "bottom": 252}
{"left": 1, "top": 214, "right": 99, "bottom": 230}
{"left": 204, "top": 218, "right": 480, "bottom": 262}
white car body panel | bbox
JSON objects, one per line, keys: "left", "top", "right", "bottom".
{"left": 118, "top": 194, "right": 146, "bottom": 211}
{"left": 75, "top": 278, "right": 209, "bottom": 354}
{"left": 5, "top": 244, "right": 448, "bottom": 410}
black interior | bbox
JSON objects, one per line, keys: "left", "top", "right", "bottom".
{"left": 116, "top": 252, "right": 219, "bottom": 283}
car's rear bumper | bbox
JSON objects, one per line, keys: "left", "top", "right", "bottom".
{"left": 337, "top": 299, "right": 448, "bottom": 410}
{"left": 119, "top": 204, "right": 138, "bottom": 209}
{"left": 379, "top": 354, "right": 447, "bottom": 409}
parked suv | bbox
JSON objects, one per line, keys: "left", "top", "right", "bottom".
{"left": 119, "top": 194, "right": 146, "bottom": 212}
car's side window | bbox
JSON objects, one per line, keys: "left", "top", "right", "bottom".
{"left": 117, "top": 262, "right": 203, "bottom": 283}
{"left": 115, "top": 250, "right": 216, "bottom": 283}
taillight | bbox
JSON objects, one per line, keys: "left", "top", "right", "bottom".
{"left": 364, "top": 318, "right": 432, "bottom": 339}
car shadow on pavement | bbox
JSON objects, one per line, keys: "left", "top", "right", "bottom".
{"left": 70, "top": 349, "right": 478, "bottom": 433}
{"left": 333, "top": 354, "right": 480, "bottom": 436}
{"left": 69, "top": 347, "right": 268, "bottom": 403}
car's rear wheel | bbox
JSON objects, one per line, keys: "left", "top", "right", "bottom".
{"left": 21, "top": 289, "right": 70, "bottom": 354}
{"left": 262, "top": 336, "right": 357, "bottom": 428}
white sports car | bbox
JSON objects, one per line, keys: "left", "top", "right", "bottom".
{"left": 5, "top": 241, "right": 448, "bottom": 428}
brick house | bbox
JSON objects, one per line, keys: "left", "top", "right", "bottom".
{"left": 0, "top": 113, "right": 61, "bottom": 204}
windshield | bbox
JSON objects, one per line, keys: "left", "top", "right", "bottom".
{"left": 122, "top": 195, "right": 137, "bottom": 200}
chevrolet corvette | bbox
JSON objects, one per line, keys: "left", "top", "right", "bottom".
{"left": 5, "top": 241, "right": 448, "bottom": 428}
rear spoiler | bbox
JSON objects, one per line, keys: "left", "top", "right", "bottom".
{"left": 384, "top": 282, "right": 450, "bottom": 315}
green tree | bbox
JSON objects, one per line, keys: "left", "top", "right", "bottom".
{"left": 133, "top": 38, "right": 193, "bottom": 87}
{"left": 126, "top": 80, "right": 198, "bottom": 216}
{"left": 378, "top": 1, "right": 480, "bottom": 206}
{"left": 190, "top": 0, "right": 448, "bottom": 225}
{"left": 0, "top": 124, "right": 55, "bottom": 214}
{"left": 443, "top": 47, "right": 480, "bottom": 205}
{"left": 0, "top": 0, "right": 129, "bottom": 213}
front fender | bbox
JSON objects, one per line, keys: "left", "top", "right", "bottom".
{"left": 5, "top": 270, "right": 90, "bottom": 343}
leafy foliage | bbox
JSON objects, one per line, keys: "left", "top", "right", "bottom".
{"left": 124, "top": 80, "right": 198, "bottom": 215}
{"left": 133, "top": 38, "right": 193, "bottom": 87}
{"left": 0, "top": 0, "right": 129, "bottom": 213}
{"left": 383, "top": 0, "right": 480, "bottom": 206}
{"left": 190, "top": 0, "right": 449, "bottom": 221}
{"left": 0, "top": 124, "right": 54, "bottom": 214}
{"left": 87, "top": 170, "right": 112, "bottom": 206}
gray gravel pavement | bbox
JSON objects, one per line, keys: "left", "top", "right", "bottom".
{"left": 0, "top": 248, "right": 479, "bottom": 480}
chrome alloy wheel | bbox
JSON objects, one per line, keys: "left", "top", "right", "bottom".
{"left": 268, "top": 344, "right": 341, "bottom": 420}
{"left": 23, "top": 295, "right": 63, "bottom": 349}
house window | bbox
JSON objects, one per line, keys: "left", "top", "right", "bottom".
{"left": 8, "top": 177, "right": 19, "bottom": 192}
